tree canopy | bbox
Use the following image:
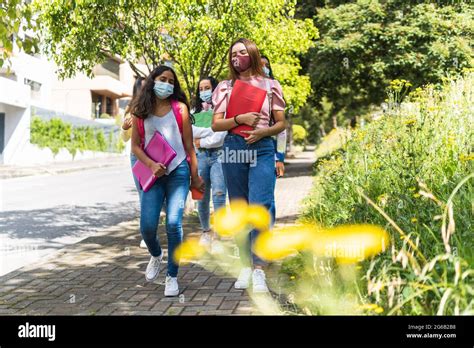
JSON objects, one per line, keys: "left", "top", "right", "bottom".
{"left": 35, "top": 0, "right": 318, "bottom": 111}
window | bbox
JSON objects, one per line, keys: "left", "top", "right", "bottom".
{"left": 92, "top": 58, "right": 120, "bottom": 80}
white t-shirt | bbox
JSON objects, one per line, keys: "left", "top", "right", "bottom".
{"left": 144, "top": 109, "right": 187, "bottom": 175}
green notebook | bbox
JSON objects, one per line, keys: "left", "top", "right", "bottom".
{"left": 193, "top": 110, "right": 213, "bottom": 128}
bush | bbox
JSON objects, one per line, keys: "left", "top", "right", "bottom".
{"left": 296, "top": 72, "right": 473, "bottom": 315}
{"left": 30, "top": 116, "right": 123, "bottom": 157}
{"left": 292, "top": 124, "right": 307, "bottom": 146}
{"left": 99, "top": 113, "right": 111, "bottom": 119}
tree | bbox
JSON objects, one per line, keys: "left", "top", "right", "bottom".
{"left": 0, "top": 0, "right": 40, "bottom": 68}
{"left": 35, "top": 0, "right": 317, "bottom": 111}
{"left": 298, "top": 0, "right": 473, "bottom": 132}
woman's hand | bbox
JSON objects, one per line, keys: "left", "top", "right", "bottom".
{"left": 237, "top": 112, "right": 261, "bottom": 127}
{"left": 276, "top": 161, "right": 285, "bottom": 178}
{"left": 241, "top": 128, "right": 267, "bottom": 145}
{"left": 191, "top": 175, "right": 205, "bottom": 192}
{"left": 194, "top": 138, "right": 201, "bottom": 149}
{"left": 150, "top": 162, "right": 167, "bottom": 178}
{"left": 122, "top": 117, "right": 133, "bottom": 130}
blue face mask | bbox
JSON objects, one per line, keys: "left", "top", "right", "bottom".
{"left": 263, "top": 66, "right": 270, "bottom": 77}
{"left": 153, "top": 81, "right": 174, "bottom": 99}
{"left": 200, "top": 90, "right": 213, "bottom": 104}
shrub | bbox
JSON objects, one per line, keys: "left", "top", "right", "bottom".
{"left": 292, "top": 124, "right": 307, "bottom": 146}
{"left": 295, "top": 72, "right": 473, "bottom": 315}
{"left": 30, "top": 116, "right": 123, "bottom": 157}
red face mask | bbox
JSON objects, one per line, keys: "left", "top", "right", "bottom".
{"left": 232, "top": 55, "right": 251, "bottom": 73}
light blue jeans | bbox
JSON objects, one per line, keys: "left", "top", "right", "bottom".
{"left": 196, "top": 149, "right": 227, "bottom": 232}
{"left": 221, "top": 134, "right": 275, "bottom": 267}
{"left": 130, "top": 153, "right": 142, "bottom": 199}
{"left": 140, "top": 159, "right": 190, "bottom": 277}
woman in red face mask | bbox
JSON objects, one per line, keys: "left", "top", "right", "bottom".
{"left": 211, "top": 38, "right": 287, "bottom": 293}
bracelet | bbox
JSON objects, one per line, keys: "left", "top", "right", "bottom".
{"left": 234, "top": 115, "right": 241, "bottom": 125}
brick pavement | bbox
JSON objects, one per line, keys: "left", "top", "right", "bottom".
{"left": 0, "top": 148, "right": 316, "bottom": 315}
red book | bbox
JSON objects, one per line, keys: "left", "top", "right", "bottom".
{"left": 225, "top": 79, "right": 267, "bottom": 138}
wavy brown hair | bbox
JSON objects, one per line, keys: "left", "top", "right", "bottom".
{"left": 228, "top": 38, "right": 265, "bottom": 81}
{"left": 130, "top": 65, "right": 190, "bottom": 120}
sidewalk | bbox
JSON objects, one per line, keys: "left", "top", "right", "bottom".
{"left": 0, "top": 155, "right": 128, "bottom": 180}
{"left": 0, "top": 148, "right": 316, "bottom": 315}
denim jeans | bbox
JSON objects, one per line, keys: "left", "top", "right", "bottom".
{"left": 130, "top": 153, "right": 142, "bottom": 199}
{"left": 270, "top": 171, "right": 277, "bottom": 227}
{"left": 196, "top": 149, "right": 227, "bottom": 232}
{"left": 140, "top": 159, "right": 190, "bottom": 277}
{"left": 221, "top": 134, "right": 275, "bottom": 267}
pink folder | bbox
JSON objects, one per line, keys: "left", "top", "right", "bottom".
{"left": 132, "top": 131, "right": 177, "bottom": 192}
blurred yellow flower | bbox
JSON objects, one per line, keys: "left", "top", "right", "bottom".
{"left": 374, "top": 306, "right": 384, "bottom": 314}
{"left": 173, "top": 238, "right": 206, "bottom": 264}
{"left": 213, "top": 200, "right": 249, "bottom": 237}
{"left": 312, "top": 224, "right": 390, "bottom": 264}
{"left": 411, "top": 217, "right": 418, "bottom": 223}
{"left": 254, "top": 224, "right": 318, "bottom": 261}
{"left": 246, "top": 204, "right": 272, "bottom": 231}
{"left": 413, "top": 193, "right": 421, "bottom": 198}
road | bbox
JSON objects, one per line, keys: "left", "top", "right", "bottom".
{"left": 0, "top": 162, "right": 141, "bottom": 276}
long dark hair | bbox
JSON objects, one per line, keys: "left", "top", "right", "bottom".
{"left": 132, "top": 76, "right": 145, "bottom": 98}
{"left": 193, "top": 76, "right": 219, "bottom": 114}
{"left": 228, "top": 38, "right": 265, "bottom": 81}
{"left": 131, "top": 65, "right": 190, "bottom": 120}
{"left": 261, "top": 54, "right": 275, "bottom": 80}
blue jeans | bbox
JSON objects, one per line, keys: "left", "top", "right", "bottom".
{"left": 140, "top": 159, "right": 190, "bottom": 277}
{"left": 270, "top": 171, "right": 276, "bottom": 227}
{"left": 130, "top": 153, "right": 142, "bottom": 199}
{"left": 221, "top": 134, "right": 275, "bottom": 267}
{"left": 196, "top": 149, "right": 227, "bottom": 231}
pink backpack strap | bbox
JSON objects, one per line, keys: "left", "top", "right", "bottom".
{"left": 171, "top": 99, "right": 191, "bottom": 164}
{"left": 137, "top": 117, "right": 145, "bottom": 149}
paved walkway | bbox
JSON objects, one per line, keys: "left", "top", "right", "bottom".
{"left": 0, "top": 148, "right": 316, "bottom": 315}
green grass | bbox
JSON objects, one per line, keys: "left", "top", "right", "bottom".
{"left": 283, "top": 72, "right": 474, "bottom": 315}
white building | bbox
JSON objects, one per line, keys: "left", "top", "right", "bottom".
{"left": 0, "top": 36, "right": 142, "bottom": 165}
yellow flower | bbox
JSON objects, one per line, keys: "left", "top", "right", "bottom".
{"left": 413, "top": 193, "right": 421, "bottom": 198}
{"left": 358, "top": 303, "right": 379, "bottom": 310}
{"left": 254, "top": 224, "right": 318, "bottom": 261}
{"left": 213, "top": 201, "right": 272, "bottom": 237}
{"left": 460, "top": 153, "right": 474, "bottom": 162}
{"left": 411, "top": 217, "right": 418, "bottom": 223}
{"left": 404, "top": 118, "right": 416, "bottom": 126}
{"left": 213, "top": 200, "right": 249, "bottom": 237}
{"left": 246, "top": 204, "right": 272, "bottom": 231}
{"left": 374, "top": 306, "right": 384, "bottom": 314}
{"left": 311, "top": 224, "right": 390, "bottom": 264}
{"left": 173, "top": 238, "right": 206, "bottom": 264}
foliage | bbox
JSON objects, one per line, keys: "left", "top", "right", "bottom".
{"left": 35, "top": 0, "right": 317, "bottom": 112}
{"left": 30, "top": 116, "right": 124, "bottom": 157}
{"left": 298, "top": 0, "right": 473, "bottom": 131}
{"left": 99, "top": 113, "right": 111, "bottom": 119}
{"left": 292, "top": 124, "right": 308, "bottom": 145}
{"left": 294, "top": 72, "right": 473, "bottom": 315}
{"left": 0, "top": 0, "right": 40, "bottom": 68}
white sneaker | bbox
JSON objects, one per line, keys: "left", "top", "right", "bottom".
{"left": 234, "top": 267, "right": 252, "bottom": 289}
{"left": 252, "top": 269, "right": 269, "bottom": 293}
{"left": 145, "top": 254, "right": 162, "bottom": 282}
{"left": 164, "top": 276, "right": 179, "bottom": 297}
{"left": 199, "top": 232, "right": 212, "bottom": 249}
{"left": 139, "top": 239, "right": 147, "bottom": 249}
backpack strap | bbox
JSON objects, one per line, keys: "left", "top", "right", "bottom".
{"left": 265, "top": 78, "right": 274, "bottom": 126}
{"left": 170, "top": 99, "right": 191, "bottom": 164}
{"left": 137, "top": 116, "right": 145, "bottom": 149}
